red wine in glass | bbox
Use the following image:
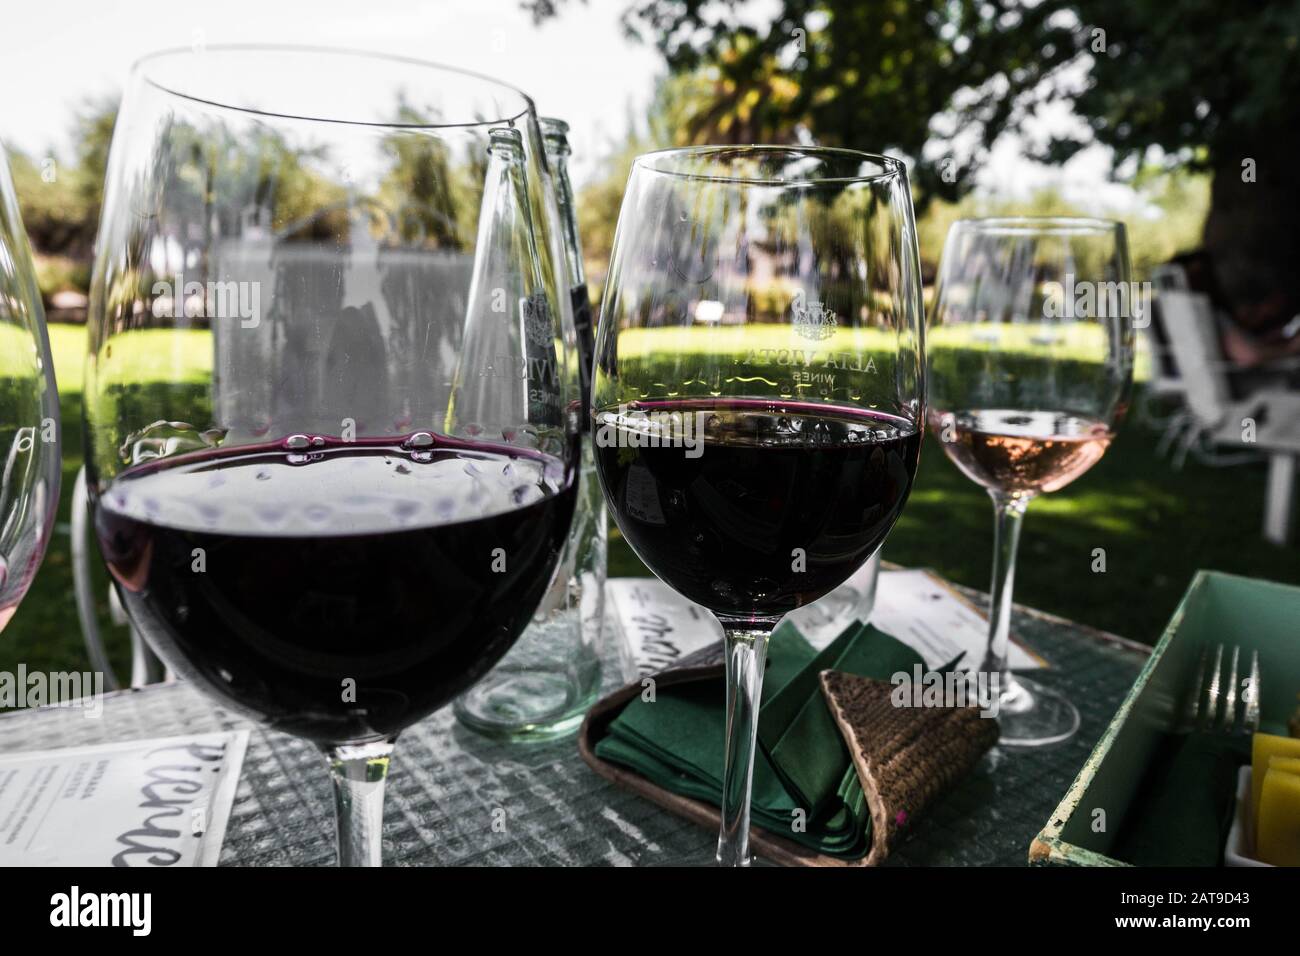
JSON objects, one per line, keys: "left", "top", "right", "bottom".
{"left": 94, "top": 435, "right": 575, "bottom": 744}
{"left": 594, "top": 398, "right": 921, "bottom": 623}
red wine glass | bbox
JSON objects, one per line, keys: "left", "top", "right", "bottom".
{"left": 84, "top": 46, "right": 579, "bottom": 865}
{"left": 592, "top": 147, "right": 925, "bottom": 865}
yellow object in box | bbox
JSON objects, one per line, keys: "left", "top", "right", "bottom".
{"left": 1257, "top": 768, "right": 1300, "bottom": 866}
{"left": 1251, "top": 733, "right": 1300, "bottom": 823}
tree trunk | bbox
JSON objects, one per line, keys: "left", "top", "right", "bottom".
{"left": 1201, "top": 128, "right": 1300, "bottom": 333}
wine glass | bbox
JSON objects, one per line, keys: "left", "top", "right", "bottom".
{"left": 84, "top": 46, "right": 579, "bottom": 866}
{"left": 592, "top": 147, "right": 925, "bottom": 866}
{"left": 928, "top": 217, "right": 1135, "bottom": 746}
{"left": 0, "top": 144, "right": 61, "bottom": 632}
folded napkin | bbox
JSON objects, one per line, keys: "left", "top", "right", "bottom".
{"left": 1111, "top": 731, "right": 1250, "bottom": 867}
{"left": 591, "top": 620, "right": 997, "bottom": 863}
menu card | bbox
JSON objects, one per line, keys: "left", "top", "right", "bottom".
{"left": 0, "top": 730, "right": 248, "bottom": 866}
{"left": 869, "top": 568, "right": 1045, "bottom": 670}
{"left": 606, "top": 568, "right": 1044, "bottom": 677}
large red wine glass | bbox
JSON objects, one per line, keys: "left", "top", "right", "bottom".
{"left": 84, "top": 47, "right": 579, "bottom": 865}
{"left": 592, "top": 147, "right": 925, "bottom": 866}
{"left": 928, "top": 217, "right": 1135, "bottom": 746}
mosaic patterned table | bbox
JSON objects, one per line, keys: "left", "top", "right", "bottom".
{"left": 0, "top": 585, "right": 1147, "bottom": 866}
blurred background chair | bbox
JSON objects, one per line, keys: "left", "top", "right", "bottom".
{"left": 1160, "top": 290, "right": 1300, "bottom": 544}
{"left": 1141, "top": 264, "right": 1194, "bottom": 455}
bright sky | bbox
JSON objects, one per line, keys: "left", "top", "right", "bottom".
{"left": 0, "top": 0, "right": 1138, "bottom": 208}
{"left": 0, "top": 0, "right": 664, "bottom": 185}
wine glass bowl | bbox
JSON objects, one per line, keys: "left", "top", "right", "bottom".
{"left": 84, "top": 46, "right": 579, "bottom": 864}
{"left": 0, "top": 145, "right": 61, "bottom": 632}
{"left": 595, "top": 147, "right": 923, "bottom": 623}
{"left": 928, "top": 216, "right": 1135, "bottom": 746}
{"left": 592, "top": 146, "right": 925, "bottom": 864}
{"left": 594, "top": 399, "right": 918, "bottom": 621}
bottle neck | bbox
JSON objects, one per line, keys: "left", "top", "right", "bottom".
{"left": 546, "top": 148, "right": 585, "bottom": 289}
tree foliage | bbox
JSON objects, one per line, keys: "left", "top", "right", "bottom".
{"left": 7, "top": 96, "right": 118, "bottom": 261}
{"left": 532, "top": 0, "right": 1300, "bottom": 202}
{"left": 535, "top": 0, "right": 1299, "bottom": 312}
{"left": 1052, "top": 1, "right": 1300, "bottom": 173}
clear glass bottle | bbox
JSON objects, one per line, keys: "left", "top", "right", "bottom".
{"left": 454, "top": 118, "right": 615, "bottom": 741}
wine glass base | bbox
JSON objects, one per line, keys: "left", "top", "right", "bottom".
{"left": 994, "top": 674, "right": 1080, "bottom": 747}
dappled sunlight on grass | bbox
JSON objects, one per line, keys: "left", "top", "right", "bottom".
{"left": 886, "top": 429, "right": 1299, "bottom": 642}
{"left": 1029, "top": 491, "right": 1155, "bottom": 534}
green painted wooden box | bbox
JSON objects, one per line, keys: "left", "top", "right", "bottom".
{"left": 1031, "top": 570, "right": 1300, "bottom": 866}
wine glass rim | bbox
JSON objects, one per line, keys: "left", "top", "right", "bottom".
{"left": 953, "top": 215, "right": 1124, "bottom": 235}
{"left": 633, "top": 145, "right": 906, "bottom": 185}
{"left": 131, "top": 44, "right": 536, "bottom": 130}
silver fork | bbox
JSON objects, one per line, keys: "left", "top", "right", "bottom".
{"left": 1183, "top": 643, "right": 1261, "bottom": 734}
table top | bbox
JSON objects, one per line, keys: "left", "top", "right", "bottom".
{"left": 0, "top": 584, "right": 1148, "bottom": 867}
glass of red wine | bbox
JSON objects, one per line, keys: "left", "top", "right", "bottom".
{"left": 85, "top": 47, "right": 579, "bottom": 865}
{"left": 0, "top": 144, "right": 61, "bottom": 632}
{"left": 928, "top": 217, "right": 1135, "bottom": 746}
{"left": 593, "top": 147, "right": 925, "bottom": 866}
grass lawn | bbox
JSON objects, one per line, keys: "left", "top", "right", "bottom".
{"left": 2, "top": 323, "right": 1295, "bottom": 684}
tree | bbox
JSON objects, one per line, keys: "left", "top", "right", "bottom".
{"left": 8, "top": 97, "right": 118, "bottom": 261}
{"left": 532, "top": 0, "right": 1300, "bottom": 324}
{"left": 70, "top": 96, "right": 118, "bottom": 248}
{"left": 1054, "top": 1, "right": 1300, "bottom": 330}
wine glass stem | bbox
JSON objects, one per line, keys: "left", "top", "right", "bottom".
{"left": 324, "top": 740, "right": 394, "bottom": 867}
{"left": 981, "top": 492, "right": 1031, "bottom": 682}
{"left": 716, "top": 626, "right": 770, "bottom": 867}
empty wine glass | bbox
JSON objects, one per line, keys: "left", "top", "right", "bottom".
{"left": 928, "top": 217, "right": 1135, "bottom": 746}
{"left": 593, "top": 147, "right": 925, "bottom": 865}
{"left": 85, "top": 46, "right": 579, "bottom": 865}
{"left": 0, "top": 144, "right": 61, "bottom": 632}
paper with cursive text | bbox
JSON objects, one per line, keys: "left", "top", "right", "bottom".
{"left": 0, "top": 730, "right": 248, "bottom": 866}
{"left": 606, "top": 567, "right": 1043, "bottom": 676}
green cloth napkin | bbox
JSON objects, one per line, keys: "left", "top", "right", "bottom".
{"left": 757, "top": 625, "right": 926, "bottom": 817}
{"left": 593, "top": 620, "right": 931, "bottom": 859}
{"left": 1111, "top": 732, "right": 1250, "bottom": 867}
